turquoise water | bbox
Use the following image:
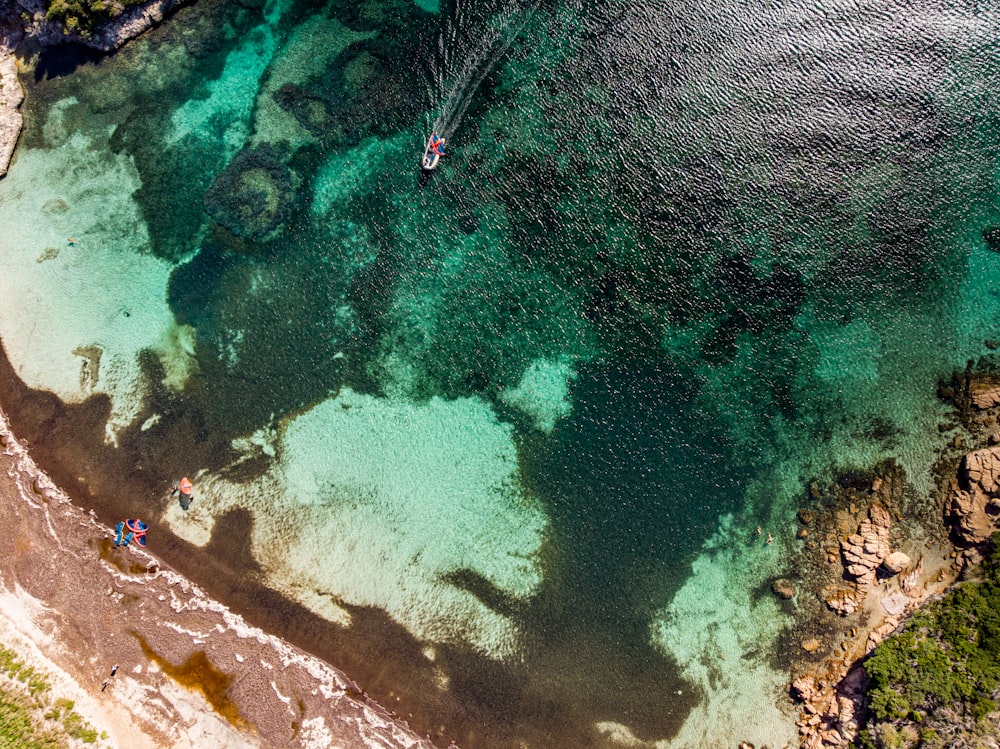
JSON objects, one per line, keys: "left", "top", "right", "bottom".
{"left": 3, "top": 0, "right": 1000, "bottom": 745}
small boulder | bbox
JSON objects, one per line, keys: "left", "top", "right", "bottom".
{"left": 790, "top": 675, "right": 815, "bottom": 702}
{"left": 882, "top": 551, "right": 911, "bottom": 574}
{"left": 772, "top": 579, "right": 796, "bottom": 599}
{"left": 801, "top": 638, "right": 821, "bottom": 653}
{"left": 797, "top": 508, "right": 816, "bottom": 525}
{"left": 970, "top": 380, "right": 1000, "bottom": 410}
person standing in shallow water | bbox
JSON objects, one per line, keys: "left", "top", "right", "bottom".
{"left": 171, "top": 476, "right": 194, "bottom": 510}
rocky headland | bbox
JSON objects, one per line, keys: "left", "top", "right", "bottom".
{"left": 0, "top": 0, "right": 191, "bottom": 176}
{"left": 772, "top": 369, "right": 1000, "bottom": 749}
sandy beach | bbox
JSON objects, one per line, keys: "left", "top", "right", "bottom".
{"left": 0, "top": 408, "right": 445, "bottom": 749}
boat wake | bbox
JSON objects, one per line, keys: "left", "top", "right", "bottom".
{"left": 424, "top": 0, "right": 538, "bottom": 148}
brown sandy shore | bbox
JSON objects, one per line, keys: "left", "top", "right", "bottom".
{"left": 0, "top": 408, "right": 445, "bottom": 749}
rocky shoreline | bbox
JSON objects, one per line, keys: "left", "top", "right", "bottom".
{"left": 768, "top": 370, "right": 1000, "bottom": 749}
{"left": 0, "top": 407, "right": 443, "bottom": 749}
{"left": 0, "top": 0, "right": 191, "bottom": 176}
{"left": 0, "top": 1, "right": 23, "bottom": 177}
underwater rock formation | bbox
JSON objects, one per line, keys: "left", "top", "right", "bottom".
{"left": 274, "top": 35, "right": 429, "bottom": 144}
{"left": 203, "top": 144, "right": 294, "bottom": 241}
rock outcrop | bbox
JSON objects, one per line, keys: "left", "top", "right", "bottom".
{"left": 824, "top": 503, "right": 899, "bottom": 616}
{"left": 0, "top": 48, "right": 21, "bottom": 177}
{"left": 969, "top": 379, "right": 1000, "bottom": 411}
{"left": 772, "top": 578, "right": 796, "bottom": 599}
{"left": 948, "top": 446, "right": 1000, "bottom": 545}
{"left": 796, "top": 556, "right": 930, "bottom": 749}
{"left": 787, "top": 381, "right": 1000, "bottom": 749}
{"left": 881, "top": 550, "right": 911, "bottom": 574}
{"left": 14, "top": 0, "right": 191, "bottom": 51}
{"left": 839, "top": 503, "right": 891, "bottom": 585}
{"left": 0, "top": 0, "right": 192, "bottom": 178}
{"left": 0, "top": 4, "right": 23, "bottom": 177}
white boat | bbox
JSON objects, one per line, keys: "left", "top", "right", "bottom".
{"left": 422, "top": 133, "right": 446, "bottom": 170}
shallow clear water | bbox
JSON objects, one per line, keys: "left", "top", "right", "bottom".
{"left": 3, "top": 0, "right": 1000, "bottom": 745}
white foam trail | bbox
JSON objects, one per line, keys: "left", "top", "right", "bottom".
{"left": 426, "top": 0, "right": 539, "bottom": 141}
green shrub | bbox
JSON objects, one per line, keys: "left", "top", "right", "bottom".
{"left": 44, "top": 0, "right": 144, "bottom": 35}
{"left": 0, "top": 646, "right": 50, "bottom": 697}
{"left": 857, "top": 535, "right": 1000, "bottom": 746}
{"left": 0, "top": 649, "right": 99, "bottom": 746}
{"left": 0, "top": 690, "right": 60, "bottom": 749}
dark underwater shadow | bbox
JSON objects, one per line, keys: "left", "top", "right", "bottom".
{"left": 31, "top": 40, "right": 106, "bottom": 82}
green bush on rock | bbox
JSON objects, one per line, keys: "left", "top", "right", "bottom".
{"left": 45, "top": 0, "right": 144, "bottom": 34}
{"left": 855, "top": 534, "right": 1000, "bottom": 748}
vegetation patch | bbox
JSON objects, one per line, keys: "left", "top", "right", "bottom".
{"left": 0, "top": 643, "right": 105, "bottom": 747}
{"left": 855, "top": 535, "right": 1000, "bottom": 748}
{"left": 44, "top": 0, "right": 146, "bottom": 35}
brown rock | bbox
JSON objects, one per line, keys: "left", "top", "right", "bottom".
{"left": 826, "top": 590, "right": 859, "bottom": 616}
{"left": 797, "top": 528, "right": 809, "bottom": 539}
{"left": 947, "top": 452, "right": 1000, "bottom": 545}
{"left": 869, "top": 503, "right": 890, "bottom": 529}
{"left": 801, "top": 638, "right": 821, "bottom": 653}
{"left": 797, "top": 508, "right": 816, "bottom": 525}
{"left": 882, "top": 551, "right": 911, "bottom": 574}
{"left": 862, "top": 534, "right": 880, "bottom": 554}
{"left": 790, "top": 676, "right": 815, "bottom": 702}
{"left": 772, "top": 579, "right": 796, "bottom": 599}
{"left": 870, "top": 477, "right": 883, "bottom": 493}
{"left": 971, "top": 381, "right": 1000, "bottom": 410}
{"left": 951, "top": 489, "right": 974, "bottom": 516}
{"left": 846, "top": 562, "right": 873, "bottom": 577}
